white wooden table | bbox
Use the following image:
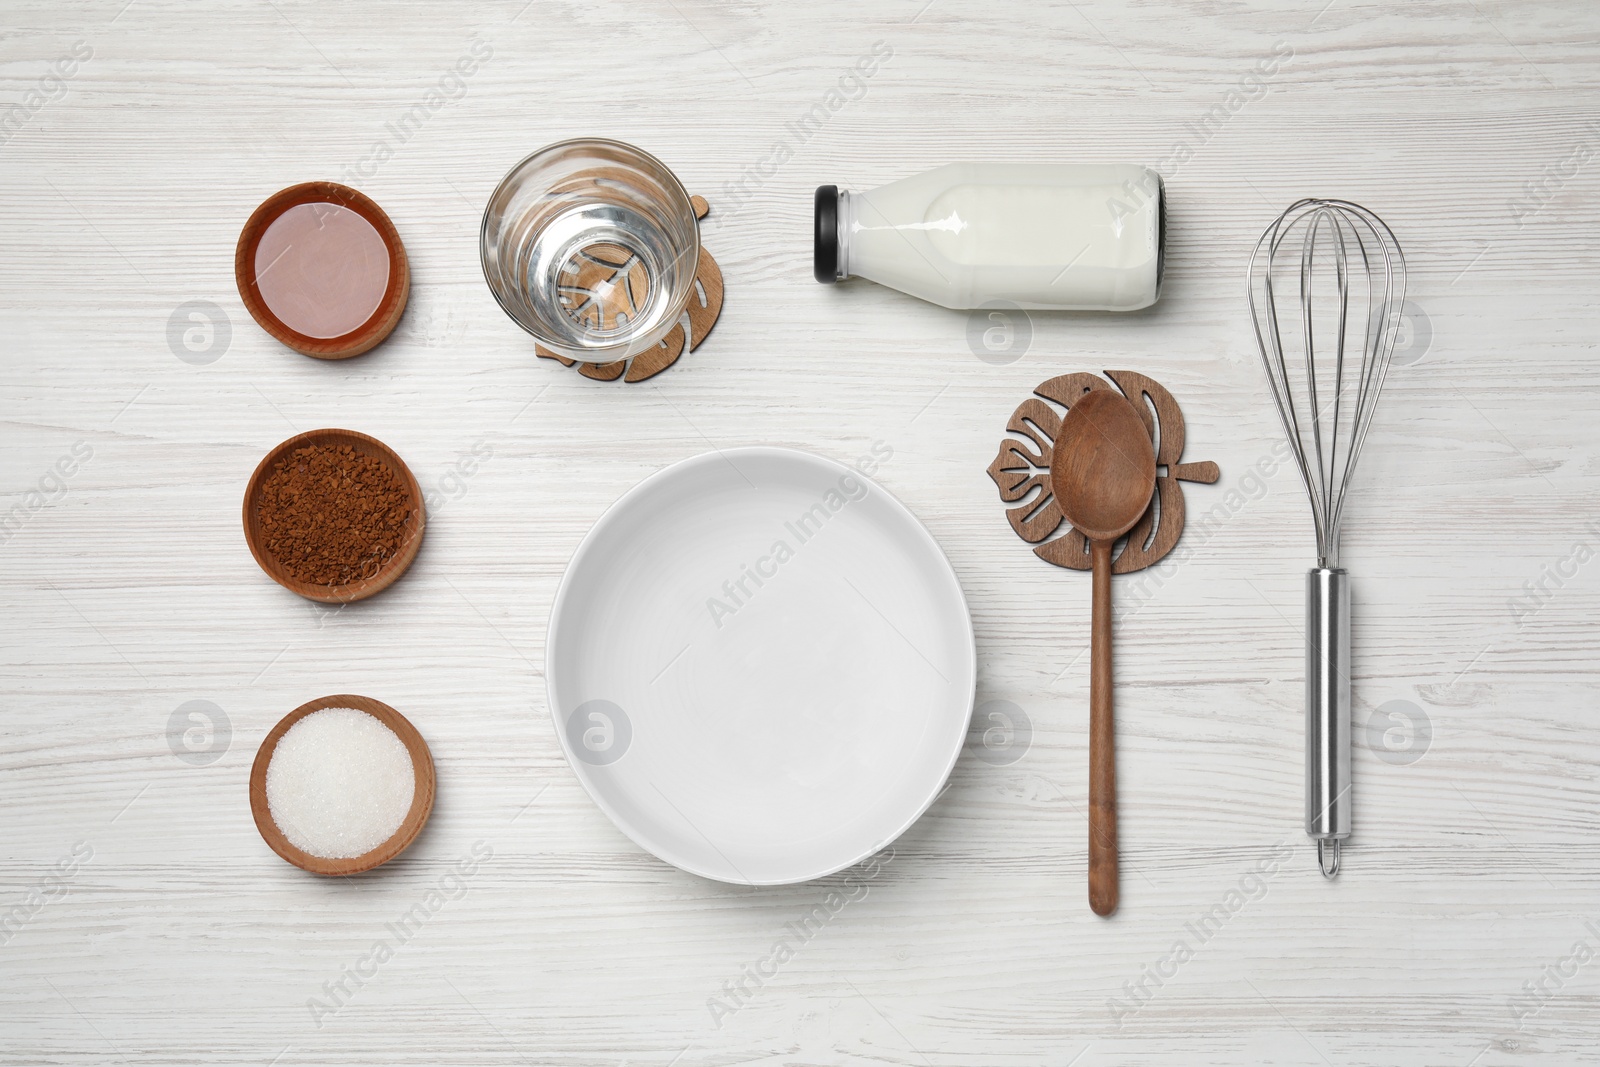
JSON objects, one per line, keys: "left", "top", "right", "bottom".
{"left": 4, "top": 2, "right": 1599, "bottom": 1063}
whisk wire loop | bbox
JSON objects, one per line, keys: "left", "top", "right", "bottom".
{"left": 1247, "top": 198, "right": 1406, "bottom": 568}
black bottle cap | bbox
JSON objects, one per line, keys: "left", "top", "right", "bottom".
{"left": 813, "top": 185, "right": 838, "bottom": 284}
{"left": 1155, "top": 175, "right": 1167, "bottom": 295}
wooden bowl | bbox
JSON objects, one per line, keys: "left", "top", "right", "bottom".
{"left": 242, "top": 428, "right": 425, "bottom": 603}
{"left": 249, "top": 694, "right": 436, "bottom": 876}
{"left": 235, "top": 181, "right": 410, "bottom": 360}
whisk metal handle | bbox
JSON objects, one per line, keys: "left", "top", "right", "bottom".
{"left": 1305, "top": 567, "right": 1351, "bottom": 877}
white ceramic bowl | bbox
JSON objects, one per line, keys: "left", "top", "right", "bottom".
{"left": 546, "top": 447, "right": 976, "bottom": 884}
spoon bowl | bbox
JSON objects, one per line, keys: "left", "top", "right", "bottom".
{"left": 1051, "top": 389, "right": 1157, "bottom": 541}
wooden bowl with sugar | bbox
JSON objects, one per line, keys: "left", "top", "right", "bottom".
{"left": 242, "top": 428, "right": 426, "bottom": 604}
{"left": 250, "top": 694, "right": 436, "bottom": 876}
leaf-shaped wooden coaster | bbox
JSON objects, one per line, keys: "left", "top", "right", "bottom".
{"left": 535, "top": 194, "right": 724, "bottom": 383}
{"left": 988, "top": 371, "right": 1219, "bottom": 574}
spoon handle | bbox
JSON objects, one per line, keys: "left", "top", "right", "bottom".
{"left": 1088, "top": 536, "right": 1118, "bottom": 916}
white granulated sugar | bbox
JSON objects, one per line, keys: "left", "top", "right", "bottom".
{"left": 265, "top": 707, "right": 415, "bottom": 860}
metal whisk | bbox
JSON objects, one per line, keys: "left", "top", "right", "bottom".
{"left": 1247, "top": 199, "right": 1406, "bottom": 878}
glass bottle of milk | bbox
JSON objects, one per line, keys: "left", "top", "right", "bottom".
{"left": 814, "top": 163, "right": 1164, "bottom": 311}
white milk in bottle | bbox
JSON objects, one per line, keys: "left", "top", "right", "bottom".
{"left": 814, "top": 163, "right": 1164, "bottom": 311}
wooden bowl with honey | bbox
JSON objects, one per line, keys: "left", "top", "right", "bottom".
{"left": 243, "top": 428, "right": 425, "bottom": 603}
{"left": 235, "top": 181, "right": 409, "bottom": 360}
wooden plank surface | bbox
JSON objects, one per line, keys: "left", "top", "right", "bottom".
{"left": 2, "top": 1, "right": 1598, "bottom": 1063}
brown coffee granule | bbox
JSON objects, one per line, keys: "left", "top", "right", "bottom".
{"left": 257, "top": 443, "right": 412, "bottom": 587}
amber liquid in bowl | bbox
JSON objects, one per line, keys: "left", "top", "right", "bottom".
{"left": 254, "top": 203, "right": 391, "bottom": 339}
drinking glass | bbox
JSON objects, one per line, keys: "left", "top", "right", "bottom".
{"left": 480, "top": 139, "right": 700, "bottom": 363}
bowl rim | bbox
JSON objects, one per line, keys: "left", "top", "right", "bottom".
{"left": 249, "top": 694, "right": 436, "bottom": 877}
{"left": 242, "top": 428, "right": 426, "bottom": 604}
{"left": 235, "top": 181, "right": 410, "bottom": 361}
{"left": 478, "top": 137, "right": 700, "bottom": 363}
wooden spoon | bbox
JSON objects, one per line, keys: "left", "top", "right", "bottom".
{"left": 1050, "top": 388, "right": 1157, "bottom": 917}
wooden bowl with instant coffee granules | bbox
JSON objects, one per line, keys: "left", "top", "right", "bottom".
{"left": 243, "top": 429, "right": 425, "bottom": 603}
